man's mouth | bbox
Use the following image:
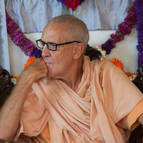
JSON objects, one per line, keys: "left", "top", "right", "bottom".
{"left": 43, "top": 57, "right": 52, "bottom": 65}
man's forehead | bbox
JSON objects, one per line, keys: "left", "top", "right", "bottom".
{"left": 46, "top": 22, "right": 70, "bottom": 30}
{"left": 42, "top": 23, "right": 74, "bottom": 41}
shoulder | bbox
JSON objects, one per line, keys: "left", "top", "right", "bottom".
{"left": 93, "top": 59, "right": 120, "bottom": 75}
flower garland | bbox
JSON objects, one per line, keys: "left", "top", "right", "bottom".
{"left": 6, "top": 1, "right": 138, "bottom": 59}
{"left": 101, "top": 0, "right": 143, "bottom": 67}
{"left": 57, "top": 0, "right": 85, "bottom": 11}
{"left": 101, "top": 0, "right": 143, "bottom": 68}
{"left": 6, "top": 10, "right": 41, "bottom": 58}
{"left": 101, "top": 1, "right": 136, "bottom": 54}
{"left": 135, "top": 0, "right": 143, "bottom": 67}
{"left": 4, "top": 1, "right": 143, "bottom": 93}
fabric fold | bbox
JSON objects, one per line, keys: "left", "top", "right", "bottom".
{"left": 17, "top": 56, "right": 143, "bottom": 143}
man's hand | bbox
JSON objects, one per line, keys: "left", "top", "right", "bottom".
{"left": 19, "top": 58, "right": 48, "bottom": 85}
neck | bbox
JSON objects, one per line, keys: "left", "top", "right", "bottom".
{"left": 58, "top": 58, "right": 83, "bottom": 90}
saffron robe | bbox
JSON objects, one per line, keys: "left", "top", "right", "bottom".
{"left": 15, "top": 56, "right": 143, "bottom": 143}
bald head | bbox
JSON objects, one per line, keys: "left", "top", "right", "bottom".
{"left": 43, "top": 15, "right": 89, "bottom": 46}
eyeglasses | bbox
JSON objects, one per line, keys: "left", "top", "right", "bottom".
{"left": 36, "top": 39, "right": 80, "bottom": 51}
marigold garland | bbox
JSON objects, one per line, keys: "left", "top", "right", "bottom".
{"left": 112, "top": 58, "right": 124, "bottom": 71}
{"left": 24, "top": 56, "right": 36, "bottom": 69}
{"left": 111, "top": 58, "right": 136, "bottom": 80}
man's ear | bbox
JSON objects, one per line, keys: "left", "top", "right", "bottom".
{"left": 73, "top": 43, "right": 85, "bottom": 59}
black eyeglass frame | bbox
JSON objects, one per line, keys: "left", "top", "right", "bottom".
{"left": 36, "top": 39, "right": 81, "bottom": 51}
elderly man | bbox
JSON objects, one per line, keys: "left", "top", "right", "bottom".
{"left": 0, "top": 15, "right": 143, "bottom": 143}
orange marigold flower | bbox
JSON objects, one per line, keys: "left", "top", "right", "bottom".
{"left": 112, "top": 58, "right": 124, "bottom": 70}
{"left": 98, "top": 46, "right": 102, "bottom": 49}
{"left": 24, "top": 56, "right": 36, "bottom": 69}
{"left": 125, "top": 72, "right": 136, "bottom": 77}
{"left": 126, "top": 72, "right": 133, "bottom": 77}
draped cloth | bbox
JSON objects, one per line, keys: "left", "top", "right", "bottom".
{"left": 16, "top": 56, "right": 143, "bottom": 143}
{"left": 5, "top": 0, "right": 134, "bottom": 32}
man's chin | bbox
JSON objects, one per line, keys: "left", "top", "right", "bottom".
{"left": 47, "top": 73, "right": 55, "bottom": 80}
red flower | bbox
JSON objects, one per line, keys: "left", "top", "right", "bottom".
{"left": 65, "top": 0, "right": 80, "bottom": 11}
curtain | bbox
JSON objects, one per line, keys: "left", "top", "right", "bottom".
{"left": 0, "top": 0, "right": 10, "bottom": 72}
{"left": 5, "top": 0, "right": 134, "bottom": 32}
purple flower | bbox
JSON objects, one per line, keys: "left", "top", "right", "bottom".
{"left": 136, "top": 0, "right": 143, "bottom": 66}
{"left": 118, "top": 22, "right": 132, "bottom": 35}
{"left": 125, "top": 2, "right": 136, "bottom": 26}
{"left": 101, "top": 39, "right": 115, "bottom": 54}
{"left": 137, "top": 45, "right": 143, "bottom": 52}
{"left": 102, "top": 1, "right": 136, "bottom": 55}
{"left": 110, "top": 32, "right": 124, "bottom": 42}
{"left": 125, "top": 13, "right": 136, "bottom": 26}
{"left": 6, "top": 10, "right": 39, "bottom": 57}
{"left": 136, "top": 23, "right": 143, "bottom": 30}
{"left": 31, "top": 48, "right": 42, "bottom": 58}
{"left": 57, "top": 0, "right": 65, "bottom": 4}
{"left": 138, "top": 53, "right": 143, "bottom": 66}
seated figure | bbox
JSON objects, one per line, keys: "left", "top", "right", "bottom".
{"left": 0, "top": 15, "right": 143, "bottom": 143}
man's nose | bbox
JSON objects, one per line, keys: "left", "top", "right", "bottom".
{"left": 42, "top": 46, "right": 51, "bottom": 57}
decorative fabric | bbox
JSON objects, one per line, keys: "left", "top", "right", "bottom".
{"left": 14, "top": 56, "right": 143, "bottom": 143}
{"left": 0, "top": 0, "right": 10, "bottom": 72}
{"left": 5, "top": 0, "right": 134, "bottom": 32}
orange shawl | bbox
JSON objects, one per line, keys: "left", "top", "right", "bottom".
{"left": 16, "top": 56, "right": 143, "bottom": 143}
